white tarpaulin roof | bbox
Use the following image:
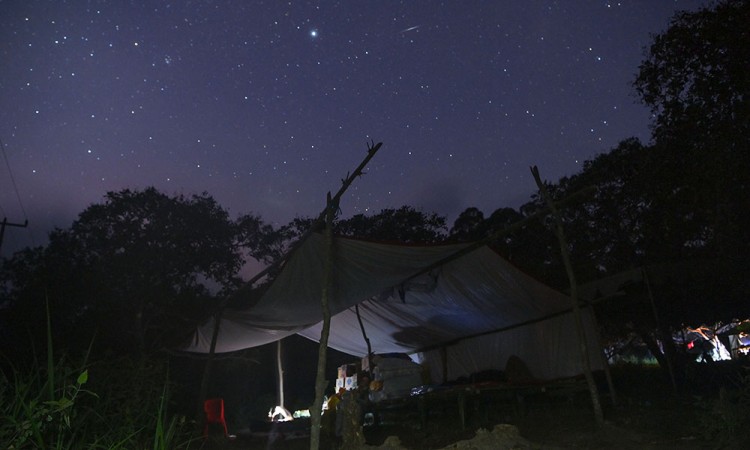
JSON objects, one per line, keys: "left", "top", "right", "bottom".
{"left": 186, "top": 233, "right": 602, "bottom": 380}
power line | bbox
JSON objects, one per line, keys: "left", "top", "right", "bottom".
{"left": 1, "top": 137, "right": 35, "bottom": 254}
{"left": 0, "top": 137, "right": 29, "bottom": 221}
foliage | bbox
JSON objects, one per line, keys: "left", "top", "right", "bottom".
{"left": 1, "top": 359, "right": 92, "bottom": 449}
{"left": 635, "top": 0, "right": 749, "bottom": 146}
{"left": 0, "top": 187, "right": 268, "bottom": 357}
{"left": 0, "top": 355, "right": 198, "bottom": 449}
{"left": 0, "top": 303, "right": 198, "bottom": 449}
{"left": 235, "top": 212, "right": 291, "bottom": 265}
{"left": 448, "top": 207, "right": 486, "bottom": 241}
{"left": 447, "top": 204, "right": 561, "bottom": 285}
{"left": 435, "top": 1, "right": 750, "bottom": 376}
{"left": 505, "top": 0, "right": 750, "bottom": 380}
{"left": 634, "top": 0, "right": 750, "bottom": 261}
{"left": 334, "top": 205, "right": 447, "bottom": 243}
{"left": 505, "top": 0, "right": 750, "bottom": 331}
{"left": 240, "top": 205, "right": 449, "bottom": 274}
{"left": 549, "top": 139, "right": 651, "bottom": 273}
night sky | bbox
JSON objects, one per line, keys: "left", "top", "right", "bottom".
{"left": 1, "top": 1, "right": 707, "bottom": 257}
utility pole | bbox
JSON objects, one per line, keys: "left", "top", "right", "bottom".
{"left": 0, "top": 217, "right": 28, "bottom": 256}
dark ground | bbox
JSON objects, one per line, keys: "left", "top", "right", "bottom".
{"left": 202, "top": 362, "right": 749, "bottom": 449}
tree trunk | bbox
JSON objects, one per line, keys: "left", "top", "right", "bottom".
{"left": 643, "top": 267, "right": 678, "bottom": 394}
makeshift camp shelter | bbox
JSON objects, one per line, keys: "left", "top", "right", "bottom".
{"left": 185, "top": 233, "right": 603, "bottom": 382}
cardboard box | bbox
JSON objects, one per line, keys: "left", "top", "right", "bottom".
{"left": 338, "top": 364, "right": 356, "bottom": 379}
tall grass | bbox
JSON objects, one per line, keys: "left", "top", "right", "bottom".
{"left": 0, "top": 301, "right": 200, "bottom": 449}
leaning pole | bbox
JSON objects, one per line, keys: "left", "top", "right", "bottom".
{"left": 309, "top": 142, "right": 383, "bottom": 450}
{"left": 309, "top": 192, "right": 335, "bottom": 450}
{"left": 531, "top": 165, "right": 604, "bottom": 425}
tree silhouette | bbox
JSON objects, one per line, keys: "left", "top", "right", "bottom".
{"left": 1, "top": 188, "right": 267, "bottom": 357}
{"left": 634, "top": 0, "right": 750, "bottom": 260}
{"left": 335, "top": 206, "right": 447, "bottom": 243}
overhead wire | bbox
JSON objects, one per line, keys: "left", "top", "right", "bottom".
{"left": 0, "top": 137, "right": 29, "bottom": 220}
{"left": 1, "top": 137, "right": 36, "bottom": 249}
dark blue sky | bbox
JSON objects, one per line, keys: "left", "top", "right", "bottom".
{"left": 1, "top": 1, "right": 707, "bottom": 256}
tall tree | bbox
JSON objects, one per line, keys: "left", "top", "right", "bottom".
{"left": 1, "top": 188, "right": 263, "bottom": 356}
{"left": 634, "top": 0, "right": 750, "bottom": 259}
{"left": 630, "top": 0, "right": 750, "bottom": 332}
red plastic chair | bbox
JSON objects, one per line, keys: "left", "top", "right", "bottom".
{"left": 203, "top": 398, "right": 228, "bottom": 438}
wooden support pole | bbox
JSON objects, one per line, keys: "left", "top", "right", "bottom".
{"left": 399, "top": 185, "right": 596, "bottom": 287}
{"left": 277, "top": 339, "right": 285, "bottom": 408}
{"left": 195, "top": 142, "right": 383, "bottom": 425}
{"left": 355, "top": 304, "right": 373, "bottom": 371}
{"left": 310, "top": 192, "right": 335, "bottom": 450}
{"left": 531, "top": 165, "right": 604, "bottom": 425}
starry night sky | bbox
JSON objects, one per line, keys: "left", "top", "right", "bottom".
{"left": 1, "top": 1, "right": 707, "bottom": 256}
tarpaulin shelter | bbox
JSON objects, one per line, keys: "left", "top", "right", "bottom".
{"left": 185, "top": 233, "right": 603, "bottom": 381}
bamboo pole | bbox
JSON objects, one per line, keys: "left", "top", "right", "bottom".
{"left": 310, "top": 192, "right": 335, "bottom": 450}
{"left": 531, "top": 165, "right": 604, "bottom": 425}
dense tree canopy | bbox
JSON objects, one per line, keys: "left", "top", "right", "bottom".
{"left": 334, "top": 206, "right": 447, "bottom": 243}
{"left": 532, "top": 0, "right": 750, "bottom": 320}
{"left": 632, "top": 0, "right": 749, "bottom": 323}
{"left": 635, "top": 0, "right": 749, "bottom": 145}
{"left": 0, "top": 188, "right": 267, "bottom": 357}
{"left": 634, "top": 0, "right": 750, "bottom": 260}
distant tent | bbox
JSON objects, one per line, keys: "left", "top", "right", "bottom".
{"left": 185, "top": 233, "right": 603, "bottom": 381}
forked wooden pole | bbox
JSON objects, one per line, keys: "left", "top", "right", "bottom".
{"left": 310, "top": 192, "right": 335, "bottom": 450}
{"left": 531, "top": 165, "right": 604, "bottom": 425}
{"left": 196, "top": 142, "right": 383, "bottom": 429}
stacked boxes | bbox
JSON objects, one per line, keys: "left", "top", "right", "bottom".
{"left": 336, "top": 363, "right": 358, "bottom": 391}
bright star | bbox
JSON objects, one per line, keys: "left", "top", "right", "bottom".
{"left": 310, "top": 29, "right": 318, "bottom": 38}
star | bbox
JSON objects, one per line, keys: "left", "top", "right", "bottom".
{"left": 0, "top": 0, "right": 710, "bottom": 258}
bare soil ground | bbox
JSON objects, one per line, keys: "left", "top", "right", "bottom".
{"left": 210, "top": 395, "right": 716, "bottom": 449}
{"left": 206, "top": 363, "right": 748, "bottom": 449}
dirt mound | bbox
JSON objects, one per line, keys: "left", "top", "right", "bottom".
{"left": 363, "top": 424, "right": 546, "bottom": 450}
